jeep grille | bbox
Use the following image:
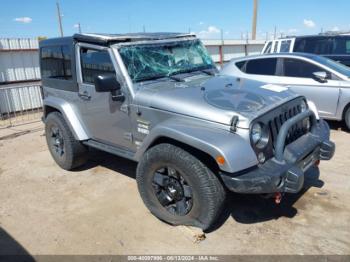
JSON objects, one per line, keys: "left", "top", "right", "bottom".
{"left": 268, "top": 104, "right": 308, "bottom": 149}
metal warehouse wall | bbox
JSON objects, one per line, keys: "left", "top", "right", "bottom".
{"left": 202, "top": 39, "right": 265, "bottom": 63}
{"left": 0, "top": 38, "right": 40, "bottom": 84}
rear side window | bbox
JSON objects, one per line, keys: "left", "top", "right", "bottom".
{"left": 294, "top": 38, "right": 331, "bottom": 54}
{"left": 273, "top": 42, "right": 278, "bottom": 53}
{"left": 235, "top": 61, "right": 246, "bottom": 71}
{"left": 80, "top": 48, "right": 115, "bottom": 84}
{"left": 332, "top": 37, "right": 350, "bottom": 54}
{"left": 41, "top": 45, "right": 72, "bottom": 80}
{"left": 280, "top": 40, "right": 291, "bottom": 52}
{"left": 263, "top": 41, "right": 272, "bottom": 54}
{"left": 245, "top": 58, "right": 277, "bottom": 75}
{"left": 283, "top": 58, "right": 328, "bottom": 78}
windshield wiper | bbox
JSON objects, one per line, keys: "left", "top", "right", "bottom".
{"left": 200, "top": 68, "right": 216, "bottom": 76}
{"left": 168, "top": 75, "right": 184, "bottom": 82}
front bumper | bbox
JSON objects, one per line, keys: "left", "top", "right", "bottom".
{"left": 220, "top": 110, "right": 335, "bottom": 194}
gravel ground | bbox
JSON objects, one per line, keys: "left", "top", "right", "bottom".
{"left": 0, "top": 121, "right": 349, "bottom": 255}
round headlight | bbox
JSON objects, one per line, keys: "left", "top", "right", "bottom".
{"left": 300, "top": 100, "right": 307, "bottom": 112}
{"left": 251, "top": 123, "right": 263, "bottom": 144}
{"left": 251, "top": 122, "right": 270, "bottom": 149}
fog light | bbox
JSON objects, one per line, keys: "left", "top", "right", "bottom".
{"left": 303, "top": 118, "right": 311, "bottom": 131}
{"left": 258, "top": 152, "right": 266, "bottom": 163}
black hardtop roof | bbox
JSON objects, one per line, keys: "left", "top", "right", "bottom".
{"left": 40, "top": 32, "right": 196, "bottom": 47}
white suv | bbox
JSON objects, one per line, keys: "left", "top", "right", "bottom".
{"left": 262, "top": 34, "right": 350, "bottom": 67}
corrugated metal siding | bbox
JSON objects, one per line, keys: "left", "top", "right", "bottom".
{"left": 0, "top": 38, "right": 39, "bottom": 50}
{"left": 0, "top": 51, "right": 40, "bottom": 83}
{"left": 0, "top": 38, "right": 40, "bottom": 84}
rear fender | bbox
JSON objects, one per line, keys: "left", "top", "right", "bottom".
{"left": 43, "top": 96, "right": 89, "bottom": 141}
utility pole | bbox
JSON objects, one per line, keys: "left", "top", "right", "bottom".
{"left": 78, "top": 23, "right": 82, "bottom": 34}
{"left": 251, "top": 0, "right": 258, "bottom": 40}
{"left": 56, "top": 1, "right": 64, "bottom": 37}
{"left": 143, "top": 25, "right": 146, "bottom": 33}
{"left": 274, "top": 26, "right": 277, "bottom": 40}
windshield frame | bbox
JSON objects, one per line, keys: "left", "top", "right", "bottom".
{"left": 115, "top": 38, "right": 216, "bottom": 84}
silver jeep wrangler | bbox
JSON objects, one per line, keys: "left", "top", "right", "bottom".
{"left": 40, "top": 33, "right": 335, "bottom": 230}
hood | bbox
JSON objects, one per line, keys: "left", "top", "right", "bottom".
{"left": 134, "top": 75, "right": 299, "bottom": 128}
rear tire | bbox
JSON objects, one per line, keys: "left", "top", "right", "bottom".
{"left": 136, "top": 143, "right": 226, "bottom": 230}
{"left": 45, "top": 112, "right": 88, "bottom": 170}
{"left": 345, "top": 107, "right": 350, "bottom": 130}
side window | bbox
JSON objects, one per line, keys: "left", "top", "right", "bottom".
{"left": 273, "top": 41, "right": 279, "bottom": 53}
{"left": 283, "top": 58, "right": 330, "bottom": 78}
{"left": 41, "top": 45, "right": 72, "bottom": 80}
{"left": 80, "top": 48, "right": 115, "bottom": 84}
{"left": 332, "top": 37, "right": 350, "bottom": 54}
{"left": 263, "top": 41, "right": 272, "bottom": 54}
{"left": 245, "top": 58, "right": 277, "bottom": 75}
{"left": 294, "top": 38, "right": 331, "bottom": 54}
{"left": 280, "top": 40, "right": 291, "bottom": 53}
{"left": 236, "top": 61, "right": 246, "bottom": 72}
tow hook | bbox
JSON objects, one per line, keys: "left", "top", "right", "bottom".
{"left": 274, "top": 192, "right": 282, "bottom": 204}
{"left": 315, "top": 160, "right": 320, "bottom": 167}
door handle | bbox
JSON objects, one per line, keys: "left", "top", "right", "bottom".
{"left": 78, "top": 91, "right": 91, "bottom": 100}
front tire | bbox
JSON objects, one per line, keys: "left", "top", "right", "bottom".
{"left": 136, "top": 143, "right": 226, "bottom": 230}
{"left": 45, "top": 112, "right": 88, "bottom": 170}
{"left": 345, "top": 107, "right": 350, "bottom": 130}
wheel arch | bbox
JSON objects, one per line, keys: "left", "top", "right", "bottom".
{"left": 43, "top": 97, "right": 89, "bottom": 141}
{"left": 134, "top": 120, "right": 258, "bottom": 173}
{"left": 148, "top": 136, "right": 220, "bottom": 175}
{"left": 342, "top": 102, "right": 350, "bottom": 120}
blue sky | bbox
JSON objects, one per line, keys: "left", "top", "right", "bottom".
{"left": 0, "top": 0, "right": 349, "bottom": 39}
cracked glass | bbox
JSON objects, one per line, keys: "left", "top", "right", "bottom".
{"left": 118, "top": 39, "right": 215, "bottom": 83}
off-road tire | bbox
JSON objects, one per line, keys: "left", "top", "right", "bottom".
{"left": 345, "top": 107, "right": 350, "bottom": 130}
{"left": 136, "top": 143, "right": 226, "bottom": 230}
{"left": 45, "top": 112, "right": 88, "bottom": 170}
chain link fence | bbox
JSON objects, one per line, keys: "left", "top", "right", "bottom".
{"left": 0, "top": 83, "right": 43, "bottom": 128}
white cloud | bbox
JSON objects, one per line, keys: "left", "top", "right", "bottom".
{"left": 199, "top": 21, "right": 204, "bottom": 26}
{"left": 331, "top": 26, "right": 340, "bottom": 32}
{"left": 73, "top": 24, "right": 79, "bottom": 28}
{"left": 197, "top": 25, "right": 221, "bottom": 39}
{"left": 13, "top": 17, "right": 32, "bottom": 24}
{"left": 303, "top": 19, "right": 316, "bottom": 28}
{"left": 288, "top": 28, "right": 298, "bottom": 33}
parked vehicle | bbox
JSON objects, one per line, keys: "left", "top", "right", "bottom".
{"left": 221, "top": 53, "right": 350, "bottom": 129}
{"left": 39, "top": 33, "right": 335, "bottom": 230}
{"left": 262, "top": 34, "right": 350, "bottom": 67}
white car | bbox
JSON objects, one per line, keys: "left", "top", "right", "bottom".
{"left": 221, "top": 53, "right": 350, "bottom": 129}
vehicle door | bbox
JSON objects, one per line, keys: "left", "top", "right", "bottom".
{"left": 275, "top": 57, "right": 341, "bottom": 118}
{"left": 75, "top": 43, "right": 134, "bottom": 149}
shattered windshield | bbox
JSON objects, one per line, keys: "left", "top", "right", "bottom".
{"left": 118, "top": 39, "right": 215, "bottom": 82}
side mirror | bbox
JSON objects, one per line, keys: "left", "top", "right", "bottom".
{"left": 94, "top": 74, "right": 121, "bottom": 92}
{"left": 312, "top": 71, "right": 328, "bottom": 83}
{"left": 94, "top": 74, "right": 124, "bottom": 102}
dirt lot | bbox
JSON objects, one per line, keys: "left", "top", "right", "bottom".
{"left": 0, "top": 121, "right": 349, "bottom": 255}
